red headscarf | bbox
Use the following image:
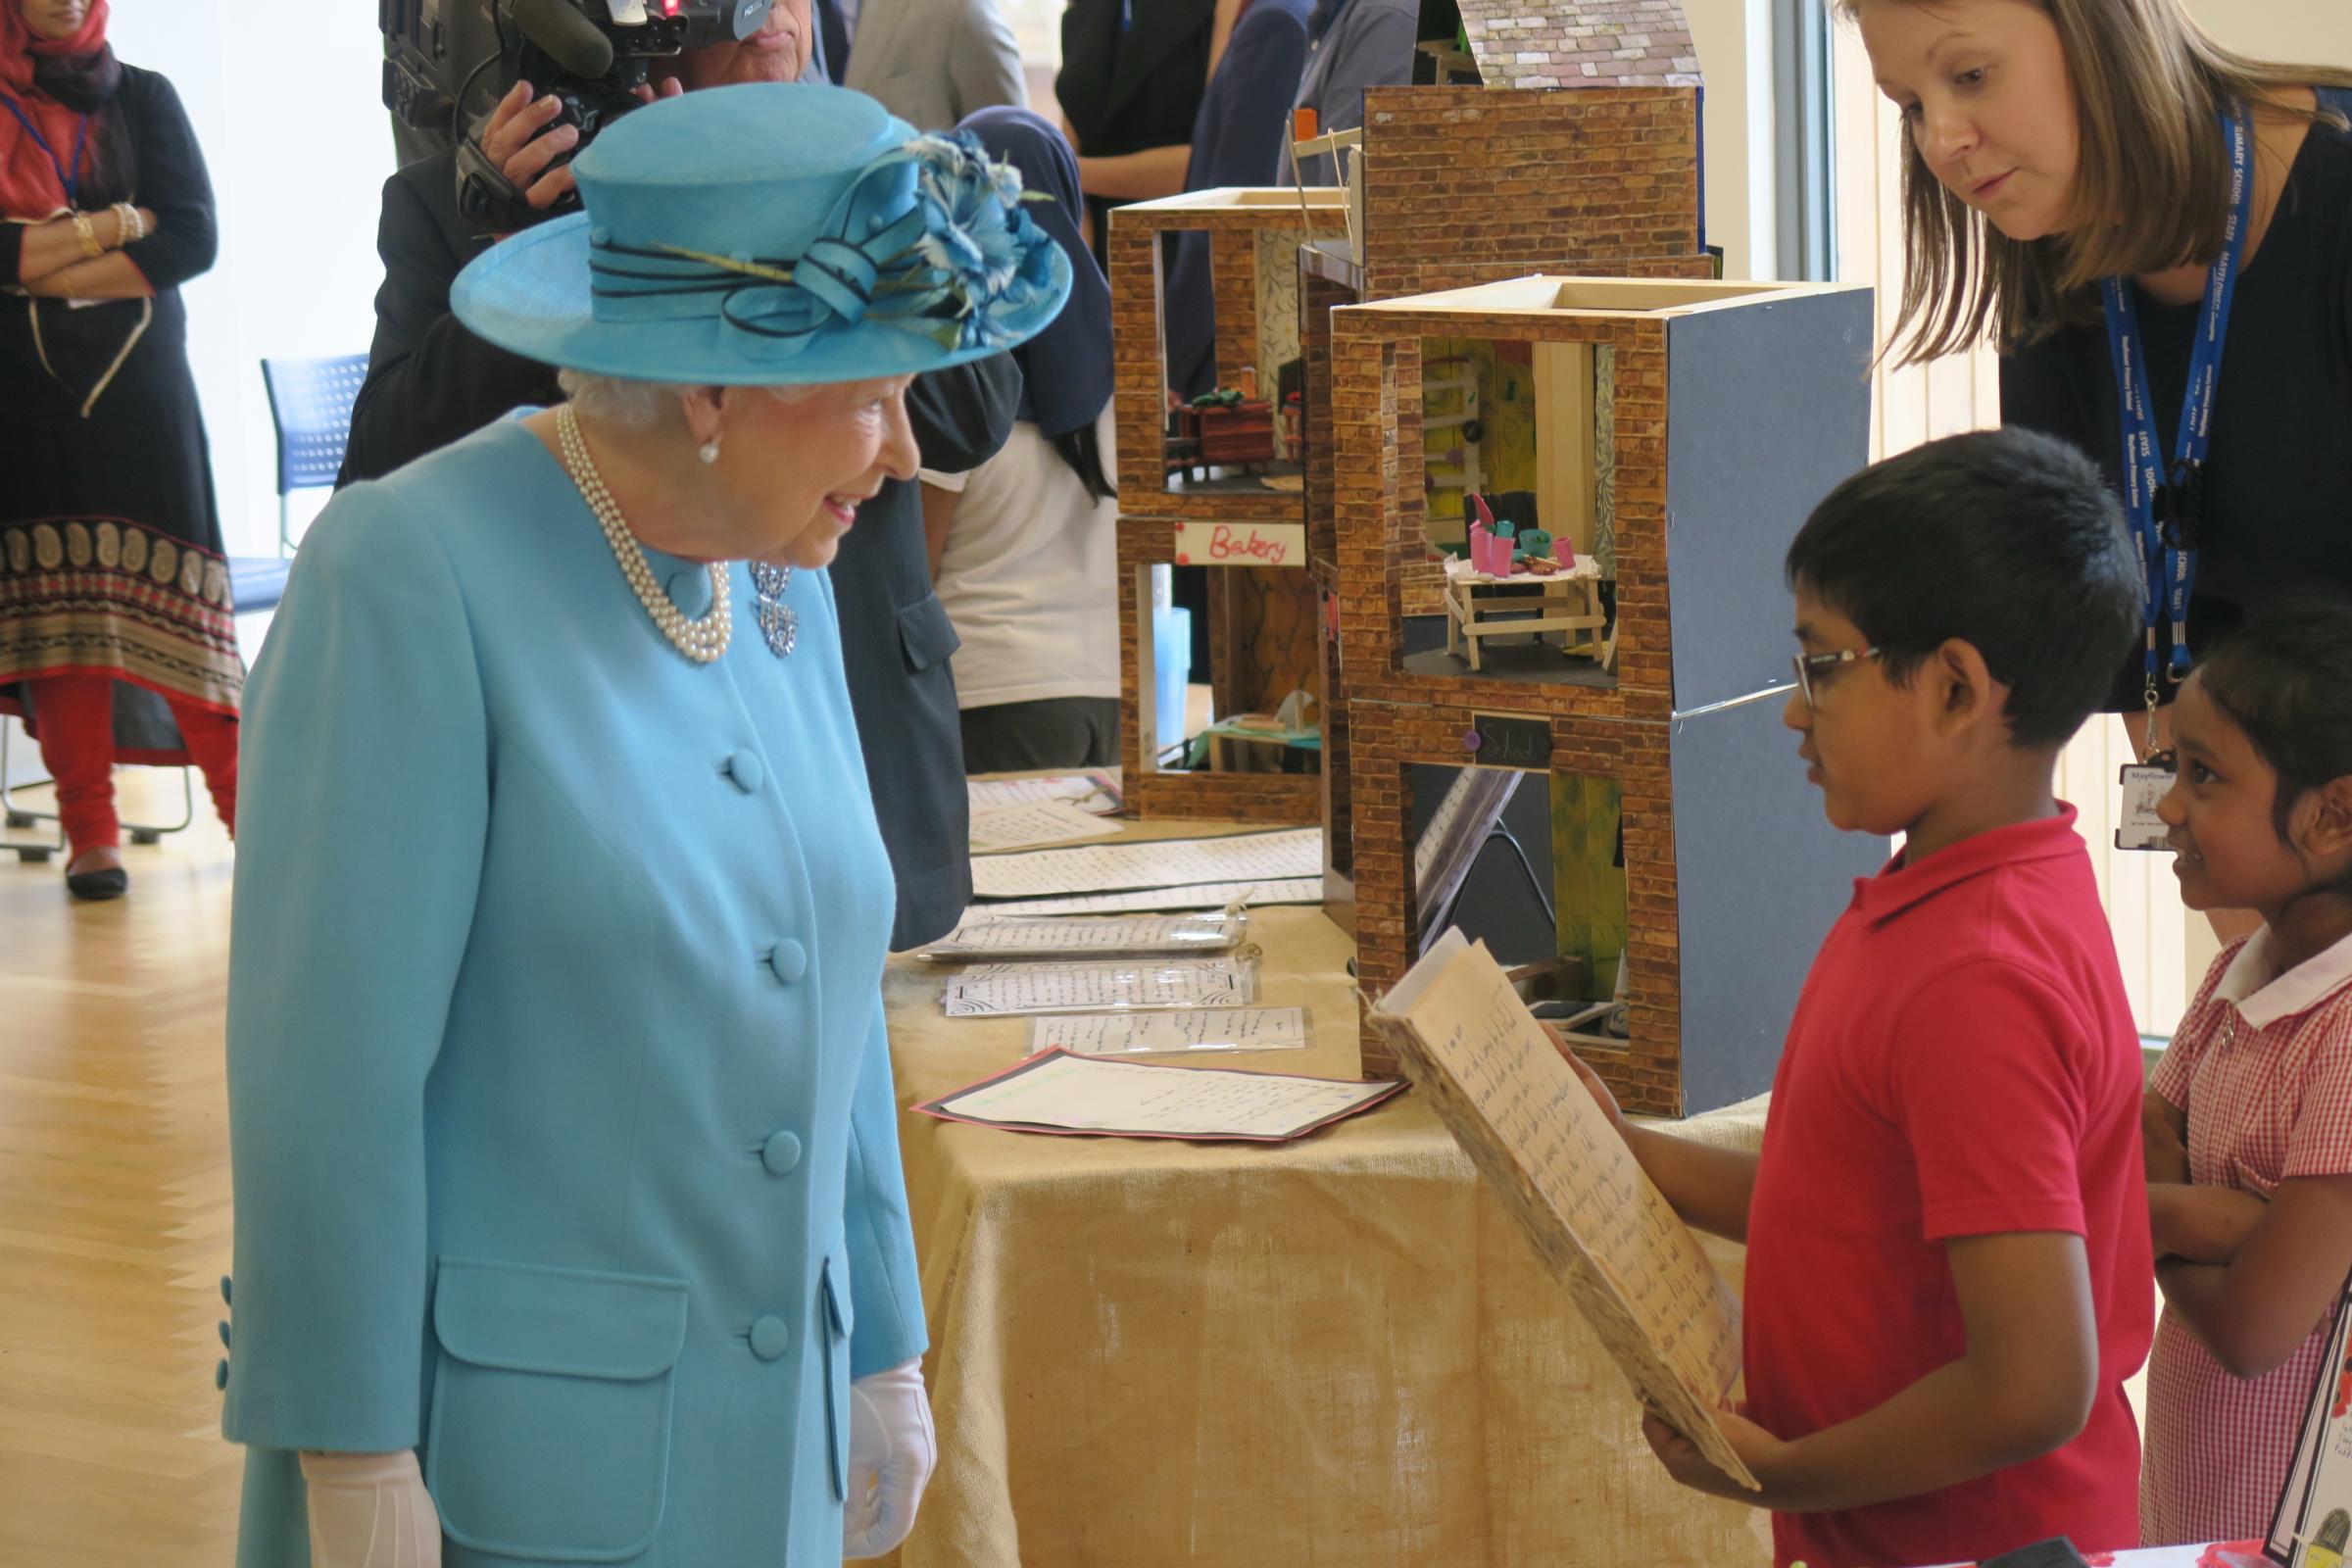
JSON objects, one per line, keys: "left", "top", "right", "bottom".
{"left": 1, "top": 0, "right": 113, "bottom": 220}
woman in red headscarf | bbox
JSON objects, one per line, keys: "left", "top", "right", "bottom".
{"left": 2, "top": 0, "right": 238, "bottom": 900}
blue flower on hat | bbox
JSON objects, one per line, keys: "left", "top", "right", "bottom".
{"left": 901, "top": 132, "right": 1058, "bottom": 349}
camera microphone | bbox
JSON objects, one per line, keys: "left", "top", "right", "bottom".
{"left": 510, "top": 0, "right": 616, "bottom": 79}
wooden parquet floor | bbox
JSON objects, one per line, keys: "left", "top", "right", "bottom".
{"left": 0, "top": 771, "right": 243, "bottom": 1566}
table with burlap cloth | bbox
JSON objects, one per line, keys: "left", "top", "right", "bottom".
{"left": 881, "top": 833, "right": 1773, "bottom": 1566}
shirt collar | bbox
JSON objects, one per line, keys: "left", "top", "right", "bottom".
{"left": 2218, "top": 925, "right": 2352, "bottom": 1030}
{"left": 1850, "top": 806, "right": 2086, "bottom": 926}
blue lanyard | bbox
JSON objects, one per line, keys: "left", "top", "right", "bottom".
{"left": 2100, "top": 108, "right": 2253, "bottom": 694}
{"left": 0, "top": 93, "right": 90, "bottom": 209}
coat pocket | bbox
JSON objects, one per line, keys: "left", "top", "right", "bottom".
{"left": 822, "top": 1244, "right": 856, "bottom": 1503}
{"left": 895, "top": 593, "right": 961, "bottom": 675}
{"left": 425, "top": 1256, "right": 689, "bottom": 1563}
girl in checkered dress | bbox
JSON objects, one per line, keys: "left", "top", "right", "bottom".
{"left": 2141, "top": 597, "right": 2352, "bottom": 1544}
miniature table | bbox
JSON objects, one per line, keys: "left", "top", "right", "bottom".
{"left": 878, "top": 810, "right": 1775, "bottom": 1568}
{"left": 1441, "top": 564, "right": 1609, "bottom": 670}
{"left": 1201, "top": 715, "right": 1321, "bottom": 773}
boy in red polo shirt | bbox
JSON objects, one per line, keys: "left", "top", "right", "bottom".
{"left": 1565, "top": 429, "right": 2154, "bottom": 1568}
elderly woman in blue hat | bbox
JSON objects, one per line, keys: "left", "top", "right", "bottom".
{"left": 217, "top": 84, "right": 1068, "bottom": 1568}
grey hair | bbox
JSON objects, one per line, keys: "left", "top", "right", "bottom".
{"left": 556, "top": 368, "right": 820, "bottom": 431}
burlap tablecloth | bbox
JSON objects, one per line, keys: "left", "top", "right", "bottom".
{"left": 882, "top": 853, "right": 1773, "bottom": 1566}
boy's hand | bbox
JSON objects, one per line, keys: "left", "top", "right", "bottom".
{"left": 1642, "top": 1404, "right": 1785, "bottom": 1505}
{"left": 1545, "top": 1026, "right": 1628, "bottom": 1137}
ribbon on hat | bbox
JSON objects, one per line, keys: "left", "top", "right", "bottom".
{"left": 588, "top": 132, "right": 1057, "bottom": 361}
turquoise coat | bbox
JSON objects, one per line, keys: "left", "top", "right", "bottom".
{"left": 220, "top": 417, "right": 927, "bottom": 1567}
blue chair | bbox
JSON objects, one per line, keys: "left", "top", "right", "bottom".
{"left": 259, "top": 353, "right": 368, "bottom": 560}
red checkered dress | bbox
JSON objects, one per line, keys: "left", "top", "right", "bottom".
{"left": 2141, "top": 929, "right": 2352, "bottom": 1545}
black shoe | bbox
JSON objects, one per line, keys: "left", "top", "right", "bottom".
{"left": 66, "top": 864, "right": 128, "bottom": 901}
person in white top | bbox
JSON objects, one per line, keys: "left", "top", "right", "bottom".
{"left": 923, "top": 108, "right": 1122, "bottom": 771}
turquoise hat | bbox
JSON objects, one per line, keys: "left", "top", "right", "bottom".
{"left": 452, "top": 83, "right": 1073, "bottom": 384}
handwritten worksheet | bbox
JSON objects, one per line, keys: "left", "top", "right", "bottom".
{"left": 1371, "top": 930, "right": 1756, "bottom": 1491}
{"left": 916, "top": 1049, "right": 1402, "bottom": 1141}
{"left": 968, "top": 798, "right": 1124, "bottom": 854}
{"left": 983, "top": 878, "right": 1323, "bottom": 916}
{"left": 1030, "top": 1006, "right": 1309, "bottom": 1056}
{"left": 966, "top": 771, "right": 1122, "bottom": 816}
{"left": 917, "top": 911, "right": 1242, "bottom": 960}
{"left": 970, "top": 828, "right": 1321, "bottom": 900}
{"left": 940, "top": 953, "right": 1258, "bottom": 1017}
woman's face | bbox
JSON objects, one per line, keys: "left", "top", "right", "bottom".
{"left": 1856, "top": 0, "right": 2083, "bottom": 241}
{"left": 19, "top": 0, "right": 91, "bottom": 41}
{"left": 715, "top": 375, "right": 920, "bottom": 570}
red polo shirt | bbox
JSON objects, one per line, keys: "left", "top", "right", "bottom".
{"left": 1743, "top": 808, "right": 2153, "bottom": 1568}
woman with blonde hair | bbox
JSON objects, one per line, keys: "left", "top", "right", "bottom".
{"left": 1855, "top": 0, "right": 2350, "bottom": 759}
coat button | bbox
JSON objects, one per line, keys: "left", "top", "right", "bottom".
{"left": 766, "top": 940, "right": 808, "bottom": 985}
{"left": 665, "top": 568, "right": 712, "bottom": 618}
{"left": 215, "top": 1358, "right": 228, "bottom": 1391}
{"left": 220, "top": 1274, "right": 232, "bottom": 1305}
{"left": 760, "top": 1130, "right": 803, "bottom": 1176}
{"left": 725, "top": 750, "right": 764, "bottom": 794}
{"left": 218, "top": 1321, "right": 231, "bottom": 1349}
{"left": 750, "top": 1315, "right": 791, "bottom": 1361}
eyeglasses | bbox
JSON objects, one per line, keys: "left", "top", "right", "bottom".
{"left": 1791, "top": 646, "right": 1881, "bottom": 708}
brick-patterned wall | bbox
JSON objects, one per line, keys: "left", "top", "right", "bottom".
{"left": 1349, "top": 699, "right": 1684, "bottom": 1111}
{"left": 1359, "top": 87, "right": 1704, "bottom": 301}
{"left": 1458, "top": 0, "right": 1700, "bottom": 91}
{"left": 1209, "top": 229, "right": 1258, "bottom": 394}
{"left": 1300, "top": 254, "right": 1356, "bottom": 581}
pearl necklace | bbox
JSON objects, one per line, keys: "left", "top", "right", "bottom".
{"left": 556, "top": 404, "right": 732, "bottom": 663}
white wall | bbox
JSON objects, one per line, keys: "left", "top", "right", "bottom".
{"left": 1683, "top": 0, "right": 1780, "bottom": 281}
{"left": 109, "top": 7, "right": 390, "bottom": 561}
{"left": 2183, "top": 0, "right": 2352, "bottom": 65}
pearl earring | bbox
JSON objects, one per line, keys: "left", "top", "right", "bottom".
{"left": 698, "top": 438, "right": 722, "bottom": 466}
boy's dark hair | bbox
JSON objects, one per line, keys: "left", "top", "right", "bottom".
{"left": 2193, "top": 594, "right": 2352, "bottom": 844}
{"left": 1785, "top": 428, "right": 2138, "bottom": 749}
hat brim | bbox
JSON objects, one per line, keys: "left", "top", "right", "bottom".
{"left": 452, "top": 212, "right": 1072, "bottom": 386}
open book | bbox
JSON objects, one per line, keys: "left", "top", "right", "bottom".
{"left": 1370, "top": 929, "right": 1758, "bottom": 1491}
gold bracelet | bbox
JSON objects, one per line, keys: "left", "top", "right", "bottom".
{"left": 71, "top": 211, "right": 102, "bottom": 258}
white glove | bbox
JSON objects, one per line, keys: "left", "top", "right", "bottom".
{"left": 300, "top": 1449, "right": 442, "bottom": 1568}
{"left": 842, "top": 1357, "right": 937, "bottom": 1559}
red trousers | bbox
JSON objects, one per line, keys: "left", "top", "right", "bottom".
{"left": 25, "top": 674, "right": 238, "bottom": 854}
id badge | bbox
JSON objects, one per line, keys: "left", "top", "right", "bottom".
{"left": 2116, "top": 759, "right": 2175, "bottom": 852}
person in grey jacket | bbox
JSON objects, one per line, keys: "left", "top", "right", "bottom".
{"left": 825, "top": 0, "right": 1029, "bottom": 131}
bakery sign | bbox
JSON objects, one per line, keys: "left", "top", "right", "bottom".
{"left": 1172, "top": 521, "right": 1306, "bottom": 567}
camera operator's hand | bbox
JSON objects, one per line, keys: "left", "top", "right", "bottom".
{"left": 481, "top": 80, "right": 583, "bottom": 214}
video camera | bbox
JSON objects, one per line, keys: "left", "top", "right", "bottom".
{"left": 379, "top": 0, "right": 773, "bottom": 231}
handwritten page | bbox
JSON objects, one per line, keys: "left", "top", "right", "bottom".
{"left": 969, "top": 798, "right": 1124, "bottom": 854}
{"left": 918, "top": 910, "right": 1241, "bottom": 960}
{"left": 967, "top": 771, "right": 1122, "bottom": 816}
{"left": 1031, "top": 1006, "right": 1309, "bottom": 1056}
{"left": 983, "top": 878, "right": 1323, "bottom": 916}
{"left": 971, "top": 828, "right": 1321, "bottom": 900}
{"left": 941, "top": 953, "right": 1258, "bottom": 1017}
{"left": 1371, "top": 929, "right": 1757, "bottom": 1491}
{"left": 916, "top": 1049, "right": 1403, "bottom": 1141}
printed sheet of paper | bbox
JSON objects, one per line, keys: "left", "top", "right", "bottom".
{"left": 969, "top": 798, "right": 1124, "bottom": 853}
{"left": 2267, "top": 1270, "right": 2352, "bottom": 1564}
{"left": 918, "top": 910, "right": 1241, "bottom": 960}
{"left": 1031, "top": 1006, "right": 1309, "bottom": 1057}
{"left": 916, "top": 1049, "right": 1402, "bottom": 1141}
{"left": 967, "top": 771, "right": 1122, "bottom": 816}
{"left": 982, "top": 878, "right": 1323, "bottom": 916}
{"left": 971, "top": 828, "right": 1320, "bottom": 901}
{"left": 940, "top": 953, "right": 1257, "bottom": 1017}
{"left": 1371, "top": 929, "right": 1757, "bottom": 1491}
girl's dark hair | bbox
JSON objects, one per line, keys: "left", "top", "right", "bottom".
{"left": 1051, "top": 422, "right": 1114, "bottom": 505}
{"left": 32, "top": 45, "right": 134, "bottom": 207}
{"left": 2191, "top": 594, "right": 2352, "bottom": 844}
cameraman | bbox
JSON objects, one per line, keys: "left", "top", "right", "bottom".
{"left": 339, "top": 0, "right": 1020, "bottom": 950}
